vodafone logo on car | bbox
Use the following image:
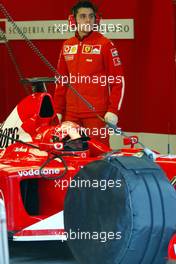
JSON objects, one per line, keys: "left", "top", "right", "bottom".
{"left": 18, "top": 168, "right": 60, "bottom": 177}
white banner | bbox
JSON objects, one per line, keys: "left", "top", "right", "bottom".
{"left": 3, "top": 19, "right": 134, "bottom": 40}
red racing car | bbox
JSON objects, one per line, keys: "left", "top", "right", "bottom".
{"left": 0, "top": 78, "right": 176, "bottom": 264}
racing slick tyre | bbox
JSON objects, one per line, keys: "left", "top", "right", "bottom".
{"left": 64, "top": 154, "right": 176, "bottom": 264}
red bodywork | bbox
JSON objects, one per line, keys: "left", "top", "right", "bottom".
{"left": 0, "top": 92, "right": 176, "bottom": 260}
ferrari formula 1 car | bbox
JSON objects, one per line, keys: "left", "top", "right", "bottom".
{"left": 0, "top": 78, "right": 176, "bottom": 264}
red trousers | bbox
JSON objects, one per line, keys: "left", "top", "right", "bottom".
{"left": 64, "top": 112, "right": 110, "bottom": 146}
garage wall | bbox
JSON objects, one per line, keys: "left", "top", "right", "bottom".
{"left": 0, "top": 0, "right": 175, "bottom": 135}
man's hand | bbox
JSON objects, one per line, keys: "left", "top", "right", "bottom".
{"left": 104, "top": 112, "right": 118, "bottom": 125}
{"left": 56, "top": 113, "right": 63, "bottom": 123}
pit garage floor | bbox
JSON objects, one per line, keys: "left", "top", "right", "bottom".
{"left": 9, "top": 241, "right": 78, "bottom": 264}
{"left": 8, "top": 241, "right": 176, "bottom": 264}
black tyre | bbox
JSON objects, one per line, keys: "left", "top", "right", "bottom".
{"left": 64, "top": 154, "right": 176, "bottom": 264}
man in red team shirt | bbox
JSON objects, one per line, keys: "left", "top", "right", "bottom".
{"left": 54, "top": 0, "right": 125, "bottom": 146}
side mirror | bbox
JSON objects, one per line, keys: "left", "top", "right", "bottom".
{"left": 123, "top": 136, "right": 138, "bottom": 148}
{"left": 39, "top": 142, "right": 64, "bottom": 153}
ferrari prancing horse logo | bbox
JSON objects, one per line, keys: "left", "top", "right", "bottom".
{"left": 82, "top": 45, "right": 93, "bottom": 54}
{"left": 82, "top": 45, "right": 101, "bottom": 54}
